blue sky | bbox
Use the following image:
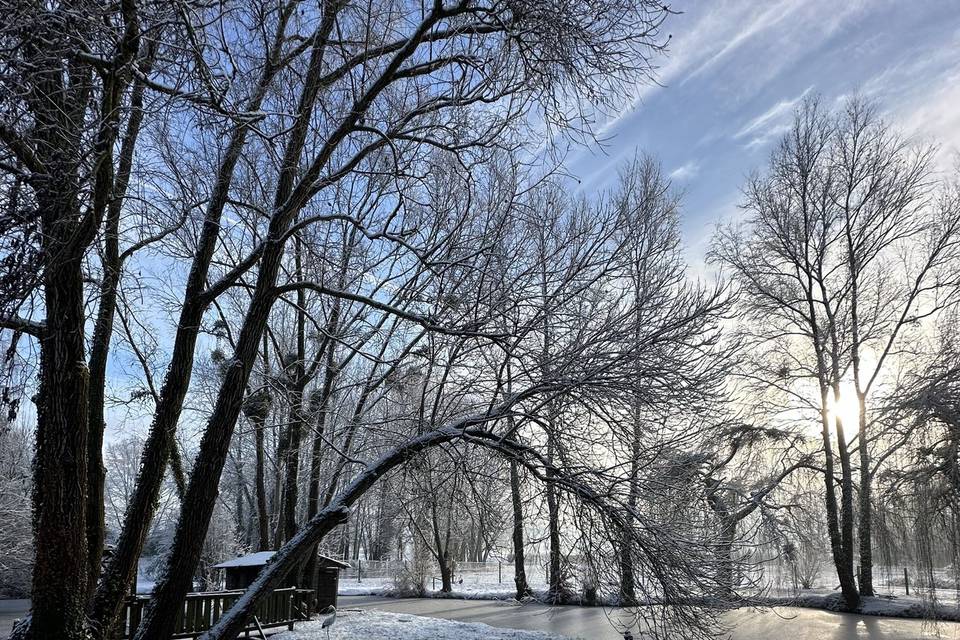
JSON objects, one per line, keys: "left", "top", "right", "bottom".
{"left": 563, "top": 0, "right": 960, "bottom": 266}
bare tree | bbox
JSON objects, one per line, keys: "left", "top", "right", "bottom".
{"left": 712, "top": 96, "right": 960, "bottom": 607}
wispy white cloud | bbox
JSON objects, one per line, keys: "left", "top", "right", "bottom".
{"left": 853, "top": 29, "right": 960, "bottom": 165}
{"left": 733, "top": 86, "right": 813, "bottom": 148}
{"left": 895, "top": 65, "right": 960, "bottom": 165}
{"left": 589, "top": 0, "right": 869, "bottom": 142}
{"left": 669, "top": 161, "right": 700, "bottom": 181}
{"left": 681, "top": 0, "right": 807, "bottom": 82}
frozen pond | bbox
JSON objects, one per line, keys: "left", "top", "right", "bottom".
{"left": 341, "top": 595, "right": 960, "bottom": 640}
{"left": 5, "top": 595, "right": 959, "bottom": 639}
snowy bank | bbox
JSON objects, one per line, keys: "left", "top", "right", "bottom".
{"left": 763, "top": 592, "right": 960, "bottom": 622}
{"left": 341, "top": 580, "right": 960, "bottom": 623}
{"left": 273, "top": 609, "right": 569, "bottom": 640}
{"left": 340, "top": 581, "right": 613, "bottom": 606}
{"left": 340, "top": 578, "right": 527, "bottom": 601}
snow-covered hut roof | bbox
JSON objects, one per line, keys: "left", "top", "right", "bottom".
{"left": 213, "top": 551, "right": 349, "bottom": 569}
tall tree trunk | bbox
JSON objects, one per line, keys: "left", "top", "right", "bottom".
{"left": 822, "top": 280, "right": 860, "bottom": 607}
{"left": 832, "top": 390, "right": 858, "bottom": 599}
{"left": 31, "top": 245, "right": 91, "bottom": 640}
{"left": 619, "top": 391, "right": 643, "bottom": 605}
{"left": 509, "top": 459, "right": 531, "bottom": 600}
{"left": 249, "top": 333, "right": 273, "bottom": 552}
{"left": 279, "top": 392, "right": 305, "bottom": 544}
{"left": 807, "top": 272, "right": 860, "bottom": 610}
{"left": 819, "top": 396, "right": 860, "bottom": 608}
{"left": 84, "top": 49, "right": 154, "bottom": 600}
{"left": 307, "top": 349, "right": 336, "bottom": 518}
{"left": 273, "top": 421, "right": 289, "bottom": 549}
{"left": 23, "top": 8, "right": 140, "bottom": 636}
{"left": 26, "top": 51, "right": 100, "bottom": 640}
{"left": 234, "top": 431, "right": 246, "bottom": 544}
{"left": 717, "top": 518, "right": 737, "bottom": 595}
{"left": 546, "top": 432, "right": 563, "bottom": 602}
{"left": 539, "top": 266, "right": 564, "bottom": 603}
{"left": 503, "top": 364, "right": 531, "bottom": 600}
{"left": 618, "top": 423, "right": 641, "bottom": 605}
{"left": 430, "top": 498, "right": 453, "bottom": 593}
{"left": 255, "top": 414, "right": 270, "bottom": 551}
{"left": 303, "top": 337, "right": 337, "bottom": 587}
{"left": 857, "top": 392, "right": 874, "bottom": 596}
{"left": 280, "top": 237, "right": 307, "bottom": 544}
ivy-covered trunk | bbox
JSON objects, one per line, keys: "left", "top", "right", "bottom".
{"left": 31, "top": 236, "right": 91, "bottom": 640}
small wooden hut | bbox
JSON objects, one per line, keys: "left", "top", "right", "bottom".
{"left": 213, "top": 551, "right": 349, "bottom": 612}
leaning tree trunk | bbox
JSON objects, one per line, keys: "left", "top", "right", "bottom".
{"left": 89, "top": 79, "right": 277, "bottom": 639}
{"left": 133, "top": 28, "right": 340, "bottom": 636}
{"left": 84, "top": 45, "right": 155, "bottom": 600}
{"left": 92, "top": 267, "right": 230, "bottom": 636}
{"left": 88, "top": 15, "right": 291, "bottom": 630}
{"left": 133, "top": 241, "right": 291, "bottom": 640}
{"left": 198, "top": 396, "right": 601, "bottom": 640}
{"left": 198, "top": 421, "right": 504, "bottom": 640}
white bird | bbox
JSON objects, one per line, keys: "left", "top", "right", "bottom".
{"left": 319, "top": 605, "right": 337, "bottom": 640}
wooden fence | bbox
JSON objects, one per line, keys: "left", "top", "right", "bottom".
{"left": 119, "top": 587, "right": 313, "bottom": 638}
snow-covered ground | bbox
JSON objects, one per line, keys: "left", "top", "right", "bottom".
{"left": 273, "top": 609, "right": 568, "bottom": 640}
{"left": 762, "top": 590, "right": 960, "bottom": 621}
